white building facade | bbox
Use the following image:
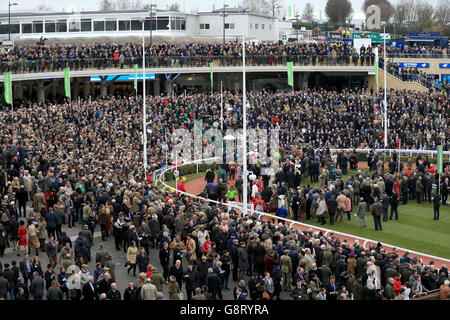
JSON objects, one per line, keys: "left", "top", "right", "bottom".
{"left": 0, "top": 9, "right": 292, "bottom": 42}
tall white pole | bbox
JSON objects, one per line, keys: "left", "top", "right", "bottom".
{"left": 383, "top": 25, "right": 387, "bottom": 149}
{"left": 220, "top": 80, "right": 223, "bottom": 132}
{"left": 242, "top": 36, "right": 248, "bottom": 216}
{"left": 143, "top": 27, "right": 148, "bottom": 178}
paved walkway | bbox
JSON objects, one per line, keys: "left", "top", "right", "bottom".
{"left": 184, "top": 167, "right": 449, "bottom": 269}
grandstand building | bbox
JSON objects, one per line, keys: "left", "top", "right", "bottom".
{"left": 0, "top": 8, "right": 291, "bottom": 43}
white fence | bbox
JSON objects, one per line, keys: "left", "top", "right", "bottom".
{"left": 155, "top": 156, "right": 450, "bottom": 264}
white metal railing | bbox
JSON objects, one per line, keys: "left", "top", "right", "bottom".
{"left": 155, "top": 156, "right": 450, "bottom": 264}
{"left": 328, "top": 148, "right": 450, "bottom": 161}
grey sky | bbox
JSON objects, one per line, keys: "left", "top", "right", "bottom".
{"left": 4, "top": 0, "right": 442, "bottom": 16}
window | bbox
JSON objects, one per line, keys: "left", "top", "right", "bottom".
{"left": 269, "top": 24, "right": 271, "bottom": 30}
{"left": 56, "top": 20, "right": 67, "bottom": 32}
{"left": 249, "top": 23, "right": 252, "bottom": 29}
{"left": 0, "top": 24, "right": 20, "bottom": 34}
{"left": 144, "top": 17, "right": 156, "bottom": 30}
{"left": 131, "top": 20, "right": 142, "bottom": 30}
{"left": 200, "top": 23, "right": 210, "bottom": 30}
{"left": 45, "top": 20, "right": 56, "bottom": 33}
{"left": 22, "top": 23, "right": 32, "bottom": 33}
{"left": 81, "top": 19, "right": 91, "bottom": 32}
{"left": 105, "top": 19, "right": 117, "bottom": 31}
{"left": 94, "top": 20, "right": 105, "bottom": 31}
{"left": 68, "top": 19, "right": 80, "bottom": 32}
{"left": 33, "top": 21, "right": 43, "bottom": 33}
{"left": 255, "top": 23, "right": 259, "bottom": 29}
{"left": 119, "top": 20, "right": 130, "bottom": 31}
{"left": 180, "top": 19, "right": 185, "bottom": 30}
{"left": 262, "top": 24, "right": 264, "bottom": 30}
{"left": 171, "top": 18, "right": 176, "bottom": 30}
{"left": 224, "top": 23, "right": 235, "bottom": 29}
{"left": 157, "top": 17, "right": 169, "bottom": 30}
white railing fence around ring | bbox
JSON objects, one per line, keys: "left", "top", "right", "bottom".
{"left": 155, "top": 156, "right": 450, "bottom": 264}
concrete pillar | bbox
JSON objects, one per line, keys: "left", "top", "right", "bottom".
{"left": 234, "top": 74, "right": 240, "bottom": 91}
{"left": 83, "top": 79, "right": 91, "bottom": 97}
{"left": 164, "top": 79, "right": 171, "bottom": 95}
{"left": 300, "top": 72, "right": 309, "bottom": 90}
{"left": 37, "top": 80, "right": 45, "bottom": 103}
{"left": 153, "top": 78, "right": 160, "bottom": 96}
{"left": 100, "top": 81, "right": 108, "bottom": 96}
{"left": 52, "top": 81, "right": 57, "bottom": 98}
{"left": 73, "top": 77, "right": 80, "bottom": 98}
{"left": 16, "top": 83, "right": 23, "bottom": 100}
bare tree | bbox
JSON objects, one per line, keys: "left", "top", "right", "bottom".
{"left": 301, "top": 2, "right": 315, "bottom": 22}
{"left": 243, "top": 0, "right": 283, "bottom": 17}
{"left": 169, "top": 3, "right": 181, "bottom": 12}
{"left": 433, "top": 0, "right": 450, "bottom": 27}
{"left": 392, "top": 0, "right": 417, "bottom": 27}
{"left": 362, "top": 0, "right": 394, "bottom": 22}
{"left": 34, "top": 4, "right": 55, "bottom": 12}
{"left": 325, "top": 0, "right": 353, "bottom": 25}
{"left": 416, "top": 0, "right": 434, "bottom": 30}
{"left": 98, "top": 0, "right": 150, "bottom": 10}
{"left": 98, "top": 0, "right": 114, "bottom": 11}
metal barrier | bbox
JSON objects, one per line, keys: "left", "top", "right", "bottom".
{"left": 155, "top": 156, "right": 450, "bottom": 265}
{"left": 327, "top": 148, "right": 450, "bottom": 161}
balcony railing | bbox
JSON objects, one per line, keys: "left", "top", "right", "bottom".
{"left": 0, "top": 54, "right": 374, "bottom": 74}
{"left": 387, "top": 52, "right": 449, "bottom": 59}
{"left": 380, "top": 58, "right": 436, "bottom": 89}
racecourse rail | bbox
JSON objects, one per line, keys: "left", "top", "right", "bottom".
{"left": 155, "top": 156, "right": 450, "bottom": 266}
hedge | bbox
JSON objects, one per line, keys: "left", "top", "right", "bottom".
{"left": 163, "top": 162, "right": 219, "bottom": 181}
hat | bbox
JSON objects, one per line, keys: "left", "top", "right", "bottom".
{"left": 103, "top": 267, "right": 110, "bottom": 271}
{"left": 81, "top": 264, "right": 88, "bottom": 268}
{"left": 51, "top": 280, "right": 58, "bottom": 286}
{"left": 78, "top": 231, "right": 84, "bottom": 236}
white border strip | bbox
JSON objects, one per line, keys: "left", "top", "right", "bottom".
{"left": 156, "top": 157, "right": 450, "bottom": 263}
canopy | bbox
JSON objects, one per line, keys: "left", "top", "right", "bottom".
{"left": 405, "top": 38, "right": 435, "bottom": 42}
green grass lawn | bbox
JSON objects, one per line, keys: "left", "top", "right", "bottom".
{"left": 157, "top": 169, "right": 450, "bottom": 259}
{"left": 157, "top": 172, "right": 205, "bottom": 189}
{"left": 304, "top": 201, "right": 450, "bottom": 259}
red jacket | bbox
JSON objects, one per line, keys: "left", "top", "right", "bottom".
{"left": 393, "top": 278, "right": 402, "bottom": 296}
{"left": 177, "top": 181, "right": 186, "bottom": 195}
{"left": 253, "top": 197, "right": 266, "bottom": 211}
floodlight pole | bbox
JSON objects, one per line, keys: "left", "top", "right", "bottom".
{"left": 242, "top": 35, "right": 248, "bottom": 217}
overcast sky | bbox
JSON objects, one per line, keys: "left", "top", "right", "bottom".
{"left": 4, "top": 0, "right": 442, "bottom": 17}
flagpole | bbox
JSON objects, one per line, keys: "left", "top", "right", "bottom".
{"left": 242, "top": 35, "right": 248, "bottom": 217}
{"left": 10, "top": 75, "right": 13, "bottom": 117}
{"left": 220, "top": 80, "right": 223, "bottom": 132}
{"left": 383, "top": 23, "right": 387, "bottom": 149}
{"left": 143, "top": 25, "right": 148, "bottom": 179}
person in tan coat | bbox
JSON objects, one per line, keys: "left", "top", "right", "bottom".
{"left": 33, "top": 188, "right": 47, "bottom": 213}
{"left": 27, "top": 220, "right": 39, "bottom": 256}
{"left": 336, "top": 193, "right": 347, "bottom": 223}
{"left": 126, "top": 241, "right": 138, "bottom": 276}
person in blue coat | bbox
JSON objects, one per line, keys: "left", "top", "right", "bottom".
{"left": 45, "top": 208, "right": 57, "bottom": 239}
{"left": 276, "top": 201, "right": 288, "bottom": 221}
{"left": 272, "top": 262, "right": 282, "bottom": 300}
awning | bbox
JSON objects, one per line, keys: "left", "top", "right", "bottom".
{"left": 405, "top": 38, "right": 436, "bottom": 42}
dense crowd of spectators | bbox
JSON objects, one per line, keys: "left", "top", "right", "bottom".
{"left": 386, "top": 44, "right": 448, "bottom": 58}
{"left": 0, "top": 87, "right": 449, "bottom": 301}
{"left": 0, "top": 41, "right": 377, "bottom": 73}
